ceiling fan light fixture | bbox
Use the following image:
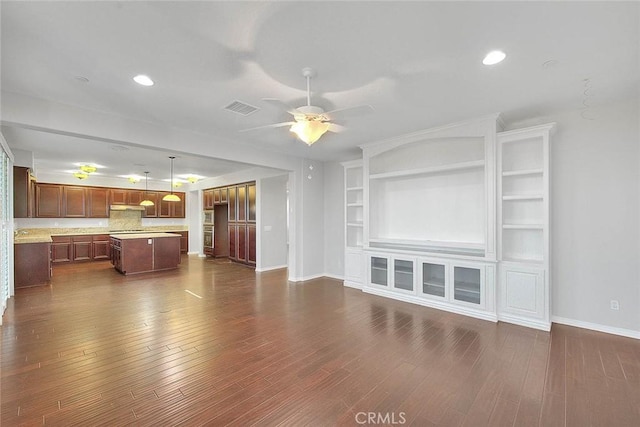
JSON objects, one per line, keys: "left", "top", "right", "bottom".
{"left": 128, "top": 176, "right": 140, "bottom": 184}
{"left": 73, "top": 171, "right": 89, "bottom": 180}
{"left": 290, "top": 120, "right": 330, "bottom": 146}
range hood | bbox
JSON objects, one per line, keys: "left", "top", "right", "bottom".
{"left": 109, "top": 205, "right": 146, "bottom": 211}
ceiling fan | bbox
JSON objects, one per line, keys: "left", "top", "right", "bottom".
{"left": 241, "top": 68, "right": 373, "bottom": 146}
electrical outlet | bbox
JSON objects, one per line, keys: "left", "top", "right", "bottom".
{"left": 610, "top": 300, "right": 620, "bottom": 310}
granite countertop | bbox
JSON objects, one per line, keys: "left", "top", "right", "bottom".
{"left": 14, "top": 227, "right": 187, "bottom": 243}
{"left": 14, "top": 235, "right": 53, "bottom": 244}
{"left": 109, "top": 232, "right": 182, "bottom": 240}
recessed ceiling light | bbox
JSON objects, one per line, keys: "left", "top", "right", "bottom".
{"left": 482, "top": 50, "right": 506, "bottom": 66}
{"left": 133, "top": 74, "right": 154, "bottom": 86}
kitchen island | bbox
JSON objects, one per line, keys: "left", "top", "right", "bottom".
{"left": 110, "top": 233, "right": 181, "bottom": 275}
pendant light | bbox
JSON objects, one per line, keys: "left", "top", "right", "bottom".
{"left": 140, "top": 171, "right": 155, "bottom": 207}
{"left": 162, "top": 156, "right": 181, "bottom": 202}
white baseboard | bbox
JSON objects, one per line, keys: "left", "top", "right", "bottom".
{"left": 323, "top": 273, "right": 344, "bottom": 281}
{"left": 363, "top": 286, "right": 498, "bottom": 323}
{"left": 499, "top": 313, "right": 551, "bottom": 332}
{"left": 255, "top": 264, "right": 288, "bottom": 273}
{"left": 343, "top": 280, "right": 363, "bottom": 290}
{"left": 552, "top": 315, "right": 640, "bottom": 340}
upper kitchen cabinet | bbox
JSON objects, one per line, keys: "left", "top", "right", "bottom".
{"left": 110, "top": 189, "right": 128, "bottom": 205}
{"left": 13, "top": 166, "right": 35, "bottom": 218}
{"left": 143, "top": 191, "right": 159, "bottom": 217}
{"left": 248, "top": 183, "right": 256, "bottom": 222}
{"left": 203, "top": 189, "right": 214, "bottom": 210}
{"left": 159, "top": 192, "right": 185, "bottom": 218}
{"left": 63, "top": 186, "right": 88, "bottom": 217}
{"left": 110, "top": 188, "right": 143, "bottom": 205}
{"left": 88, "top": 187, "right": 109, "bottom": 218}
{"left": 35, "top": 183, "right": 63, "bottom": 217}
{"left": 128, "top": 190, "right": 144, "bottom": 206}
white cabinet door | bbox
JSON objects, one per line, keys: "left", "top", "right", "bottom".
{"left": 417, "top": 258, "right": 448, "bottom": 300}
{"left": 391, "top": 256, "right": 416, "bottom": 294}
{"left": 451, "top": 262, "right": 486, "bottom": 309}
{"left": 344, "top": 249, "right": 364, "bottom": 288}
{"left": 368, "top": 254, "right": 390, "bottom": 288}
{"left": 499, "top": 264, "right": 547, "bottom": 328}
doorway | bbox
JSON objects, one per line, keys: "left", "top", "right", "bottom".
{"left": 214, "top": 204, "right": 229, "bottom": 257}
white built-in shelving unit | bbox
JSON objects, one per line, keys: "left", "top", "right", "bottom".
{"left": 342, "top": 160, "right": 365, "bottom": 288}
{"left": 342, "top": 115, "right": 554, "bottom": 331}
{"left": 497, "top": 123, "right": 554, "bottom": 330}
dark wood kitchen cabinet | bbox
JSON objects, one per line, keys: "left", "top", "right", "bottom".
{"left": 110, "top": 189, "right": 128, "bottom": 205}
{"left": 14, "top": 242, "right": 51, "bottom": 288}
{"left": 14, "top": 166, "right": 35, "bottom": 218}
{"left": 110, "top": 234, "right": 180, "bottom": 275}
{"left": 248, "top": 183, "right": 256, "bottom": 222}
{"left": 142, "top": 191, "right": 159, "bottom": 217}
{"left": 92, "top": 234, "right": 111, "bottom": 260}
{"left": 51, "top": 236, "right": 72, "bottom": 263}
{"left": 203, "top": 189, "right": 214, "bottom": 210}
{"left": 36, "top": 183, "right": 63, "bottom": 217}
{"left": 159, "top": 192, "right": 185, "bottom": 218}
{"left": 63, "top": 186, "right": 88, "bottom": 217}
{"left": 72, "top": 235, "right": 92, "bottom": 261}
{"left": 237, "top": 185, "right": 246, "bottom": 222}
{"left": 88, "top": 187, "right": 110, "bottom": 218}
{"left": 204, "top": 181, "right": 255, "bottom": 267}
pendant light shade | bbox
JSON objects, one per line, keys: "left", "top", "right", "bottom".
{"left": 140, "top": 171, "right": 155, "bottom": 207}
{"left": 162, "top": 156, "right": 181, "bottom": 202}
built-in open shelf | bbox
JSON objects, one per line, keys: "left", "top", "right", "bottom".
{"left": 368, "top": 238, "right": 485, "bottom": 257}
{"left": 347, "top": 222, "right": 364, "bottom": 227}
{"left": 502, "top": 224, "right": 543, "bottom": 230}
{"left": 369, "top": 160, "right": 484, "bottom": 180}
{"left": 502, "top": 169, "right": 543, "bottom": 177}
{"left": 502, "top": 194, "right": 544, "bottom": 201}
{"left": 346, "top": 186, "right": 363, "bottom": 191}
{"left": 347, "top": 203, "right": 363, "bottom": 207}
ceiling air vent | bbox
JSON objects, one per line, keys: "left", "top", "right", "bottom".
{"left": 223, "top": 100, "right": 259, "bottom": 116}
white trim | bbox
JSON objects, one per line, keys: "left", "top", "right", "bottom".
{"left": 289, "top": 273, "right": 325, "bottom": 282}
{"left": 188, "top": 251, "right": 201, "bottom": 256}
{"left": 343, "top": 280, "right": 363, "bottom": 290}
{"left": 255, "top": 264, "right": 288, "bottom": 273}
{"left": 552, "top": 316, "right": 640, "bottom": 340}
{"left": 363, "top": 286, "right": 498, "bottom": 323}
{"left": 323, "top": 273, "right": 344, "bottom": 281}
{"left": 499, "top": 313, "right": 551, "bottom": 332}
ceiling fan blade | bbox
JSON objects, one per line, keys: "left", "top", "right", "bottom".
{"left": 328, "top": 123, "right": 347, "bottom": 133}
{"left": 262, "top": 98, "right": 301, "bottom": 116}
{"left": 322, "top": 104, "right": 374, "bottom": 121}
{"left": 239, "top": 121, "right": 295, "bottom": 132}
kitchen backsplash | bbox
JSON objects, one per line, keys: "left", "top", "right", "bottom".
{"left": 108, "top": 210, "right": 142, "bottom": 230}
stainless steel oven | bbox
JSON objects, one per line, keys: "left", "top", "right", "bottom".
{"left": 203, "top": 225, "right": 213, "bottom": 255}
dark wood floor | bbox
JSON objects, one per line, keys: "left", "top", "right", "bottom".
{"left": 1, "top": 256, "right": 639, "bottom": 426}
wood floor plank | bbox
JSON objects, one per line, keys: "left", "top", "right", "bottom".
{"left": 1, "top": 257, "right": 639, "bottom": 425}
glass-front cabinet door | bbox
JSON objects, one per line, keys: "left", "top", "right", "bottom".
{"left": 393, "top": 258, "right": 414, "bottom": 292}
{"left": 421, "top": 261, "right": 446, "bottom": 298}
{"left": 453, "top": 265, "right": 482, "bottom": 305}
{"left": 370, "top": 256, "right": 388, "bottom": 287}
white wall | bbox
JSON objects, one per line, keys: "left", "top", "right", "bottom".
{"left": 323, "top": 161, "right": 345, "bottom": 278}
{"left": 259, "top": 174, "right": 288, "bottom": 271}
{"left": 509, "top": 97, "right": 640, "bottom": 334}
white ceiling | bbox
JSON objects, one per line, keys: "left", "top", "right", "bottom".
{"left": 1, "top": 1, "right": 638, "bottom": 179}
